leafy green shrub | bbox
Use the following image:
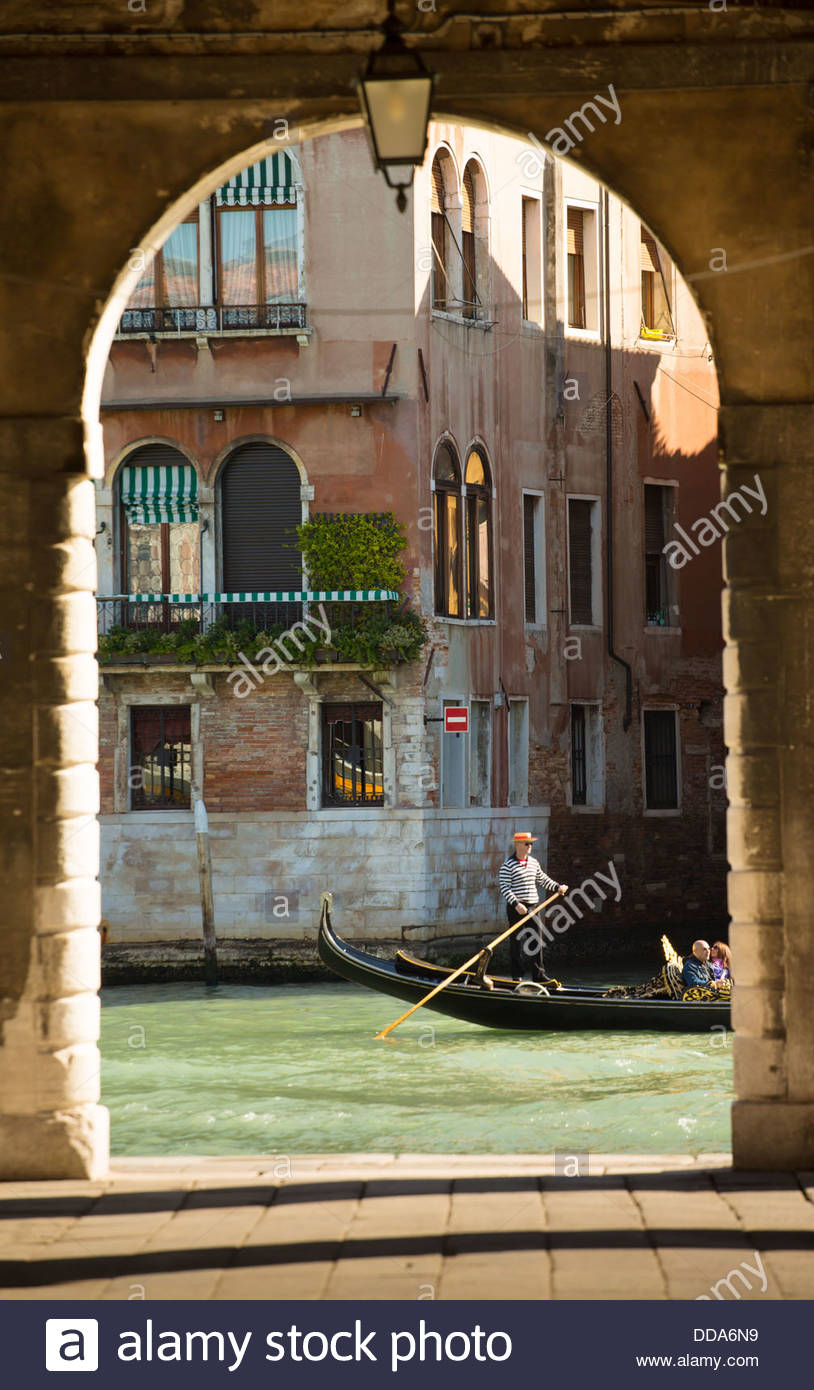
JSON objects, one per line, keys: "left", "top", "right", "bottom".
{"left": 297, "top": 511, "right": 407, "bottom": 591}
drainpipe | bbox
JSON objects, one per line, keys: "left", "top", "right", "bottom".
{"left": 603, "top": 187, "right": 633, "bottom": 731}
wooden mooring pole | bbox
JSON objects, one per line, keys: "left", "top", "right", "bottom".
{"left": 194, "top": 798, "right": 218, "bottom": 985}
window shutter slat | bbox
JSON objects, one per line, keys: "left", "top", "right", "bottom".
{"left": 568, "top": 498, "right": 593, "bottom": 625}
{"left": 462, "top": 166, "right": 475, "bottom": 234}
{"left": 645, "top": 485, "right": 666, "bottom": 552}
{"left": 567, "top": 206, "right": 584, "bottom": 256}
{"left": 640, "top": 229, "right": 660, "bottom": 274}
{"left": 431, "top": 159, "right": 445, "bottom": 214}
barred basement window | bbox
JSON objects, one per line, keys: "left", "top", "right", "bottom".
{"left": 130, "top": 706, "right": 192, "bottom": 810}
{"left": 571, "top": 704, "right": 587, "bottom": 805}
{"left": 644, "top": 709, "right": 679, "bottom": 810}
{"left": 323, "top": 703, "right": 384, "bottom": 807}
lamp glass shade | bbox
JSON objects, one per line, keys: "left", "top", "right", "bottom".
{"left": 361, "top": 74, "right": 433, "bottom": 166}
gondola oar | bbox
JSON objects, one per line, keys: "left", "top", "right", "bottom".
{"left": 373, "top": 889, "right": 565, "bottom": 1040}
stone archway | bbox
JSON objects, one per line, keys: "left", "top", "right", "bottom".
{"left": 0, "top": 3, "right": 812, "bottom": 1176}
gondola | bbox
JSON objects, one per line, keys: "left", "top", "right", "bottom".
{"left": 318, "top": 897, "right": 732, "bottom": 1033}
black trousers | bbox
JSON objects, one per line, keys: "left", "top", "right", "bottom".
{"left": 507, "top": 902, "right": 546, "bottom": 980}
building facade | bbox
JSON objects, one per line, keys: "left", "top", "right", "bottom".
{"left": 95, "top": 122, "right": 724, "bottom": 956}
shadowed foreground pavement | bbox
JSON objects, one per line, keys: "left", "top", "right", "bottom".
{"left": 1, "top": 1155, "right": 813, "bottom": 1301}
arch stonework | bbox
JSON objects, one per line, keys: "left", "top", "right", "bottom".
{"left": 0, "top": 3, "right": 812, "bottom": 1175}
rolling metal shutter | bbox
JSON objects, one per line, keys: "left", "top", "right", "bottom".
{"left": 221, "top": 442, "right": 302, "bottom": 590}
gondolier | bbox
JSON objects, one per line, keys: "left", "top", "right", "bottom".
{"left": 499, "top": 832, "right": 568, "bottom": 981}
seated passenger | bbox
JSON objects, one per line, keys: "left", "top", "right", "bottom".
{"left": 710, "top": 941, "right": 733, "bottom": 982}
{"left": 682, "top": 939, "right": 716, "bottom": 990}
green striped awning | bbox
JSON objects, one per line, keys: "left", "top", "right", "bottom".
{"left": 216, "top": 153, "right": 298, "bottom": 208}
{"left": 102, "top": 591, "right": 399, "bottom": 603}
{"left": 120, "top": 464, "right": 199, "bottom": 525}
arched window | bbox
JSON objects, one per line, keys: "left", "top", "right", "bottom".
{"left": 220, "top": 440, "right": 303, "bottom": 622}
{"left": 464, "top": 448, "right": 493, "bottom": 618}
{"left": 118, "top": 443, "right": 199, "bottom": 596}
{"left": 216, "top": 151, "right": 303, "bottom": 329}
{"left": 433, "top": 442, "right": 463, "bottom": 617}
{"left": 461, "top": 160, "right": 488, "bottom": 320}
{"left": 431, "top": 151, "right": 456, "bottom": 313}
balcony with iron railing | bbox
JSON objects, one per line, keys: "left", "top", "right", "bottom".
{"left": 116, "top": 303, "right": 308, "bottom": 337}
{"left": 96, "top": 592, "right": 427, "bottom": 669}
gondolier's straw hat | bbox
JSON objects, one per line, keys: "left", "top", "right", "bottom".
{"left": 513, "top": 831, "right": 538, "bottom": 842}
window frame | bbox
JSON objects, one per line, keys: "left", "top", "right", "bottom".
{"left": 129, "top": 704, "right": 193, "bottom": 811}
{"left": 130, "top": 212, "right": 201, "bottom": 311}
{"left": 464, "top": 446, "right": 494, "bottom": 620}
{"left": 564, "top": 199, "right": 601, "bottom": 339}
{"left": 522, "top": 489, "right": 546, "bottom": 628}
{"left": 215, "top": 199, "right": 299, "bottom": 310}
{"left": 521, "top": 191, "right": 543, "bottom": 325}
{"left": 433, "top": 442, "right": 464, "bottom": 619}
{"left": 569, "top": 701, "right": 604, "bottom": 812}
{"left": 567, "top": 494, "right": 602, "bottom": 629}
{"left": 643, "top": 481, "right": 680, "bottom": 629}
{"left": 642, "top": 706, "right": 681, "bottom": 814}
{"left": 321, "top": 701, "right": 384, "bottom": 809}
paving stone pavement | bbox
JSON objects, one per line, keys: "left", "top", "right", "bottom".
{"left": 0, "top": 1155, "right": 812, "bottom": 1301}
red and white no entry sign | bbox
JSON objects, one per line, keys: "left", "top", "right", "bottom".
{"left": 444, "top": 706, "right": 469, "bottom": 733}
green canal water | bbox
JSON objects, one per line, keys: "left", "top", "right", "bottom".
{"left": 101, "top": 979, "right": 733, "bottom": 1157}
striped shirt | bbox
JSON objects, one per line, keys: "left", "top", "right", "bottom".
{"left": 499, "top": 853, "right": 560, "bottom": 908}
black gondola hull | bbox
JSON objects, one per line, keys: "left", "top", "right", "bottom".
{"left": 317, "top": 901, "right": 732, "bottom": 1032}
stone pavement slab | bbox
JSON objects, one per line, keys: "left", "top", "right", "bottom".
{"left": 0, "top": 1155, "right": 812, "bottom": 1301}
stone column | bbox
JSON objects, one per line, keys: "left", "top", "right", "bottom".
{"left": 0, "top": 418, "right": 108, "bottom": 1179}
{"left": 723, "top": 403, "right": 814, "bottom": 1170}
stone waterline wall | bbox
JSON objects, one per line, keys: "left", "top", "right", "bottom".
{"left": 100, "top": 805, "right": 552, "bottom": 943}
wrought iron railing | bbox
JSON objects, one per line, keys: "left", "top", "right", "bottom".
{"left": 96, "top": 591, "right": 400, "bottom": 647}
{"left": 116, "top": 303, "right": 308, "bottom": 336}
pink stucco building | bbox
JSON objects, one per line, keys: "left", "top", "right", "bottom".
{"left": 94, "top": 121, "right": 723, "bottom": 964}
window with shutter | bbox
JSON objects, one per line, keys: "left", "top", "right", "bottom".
{"left": 644, "top": 709, "right": 679, "bottom": 809}
{"left": 568, "top": 498, "right": 595, "bottom": 625}
{"left": 640, "top": 226, "right": 675, "bottom": 336}
{"left": 433, "top": 442, "right": 463, "bottom": 617}
{"left": 220, "top": 441, "right": 302, "bottom": 624}
{"left": 567, "top": 207, "right": 586, "bottom": 329}
{"left": 462, "top": 164, "right": 477, "bottom": 319}
{"left": 571, "top": 704, "right": 587, "bottom": 805}
{"left": 644, "top": 484, "right": 676, "bottom": 626}
{"left": 431, "top": 155, "right": 450, "bottom": 311}
{"left": 523, "top": 495, "right": 537, "bottom": 624}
